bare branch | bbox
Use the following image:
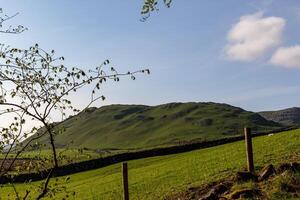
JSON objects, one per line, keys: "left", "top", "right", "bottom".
{"left": 0, "top": 9, "right": 27, "bottom": 34}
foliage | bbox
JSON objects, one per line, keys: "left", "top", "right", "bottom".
{"left": 0, "top": 7, "right": 148, "bottom": 199}
{"left": 141, "top": 0, "right": 172, "bottom": 21}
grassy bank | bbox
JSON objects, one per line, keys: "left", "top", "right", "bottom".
{"left": 1, "top": 129, "right": 299, "bottom": 199}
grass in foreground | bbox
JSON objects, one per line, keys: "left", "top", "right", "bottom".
{"left": 0, "top": 129, "right": 299, "bottom": 200}
{"left": 225, "top": 169, "right": 300, "bottom": 199}
{"left": 264, "top": 170, "right": 300, "bottom": 199}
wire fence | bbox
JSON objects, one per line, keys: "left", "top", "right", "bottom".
{"left": 87, "top": 127, "right": 300, "bottom": 200}
{"left": 0, "top": 127, "right": 299, "bottom": 200}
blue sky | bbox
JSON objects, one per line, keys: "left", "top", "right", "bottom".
{"left": 1, "top": 0, "right": 300, "bottom": 112}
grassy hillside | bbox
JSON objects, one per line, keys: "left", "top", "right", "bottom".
{"left": 2, "top": 129, "right": 300, "bottom": 199}
{"left": 259, "top": 107, "right": 300, "bottom": 126}
{"left": 28, "top": 102, "right": 282, "bottom": 149}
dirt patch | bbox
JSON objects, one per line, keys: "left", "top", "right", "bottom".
{"left": 166, "top": 162, "right": 300, "bottom": 200}
{"left": 229, "top": 188, "right": 262, "bottom": 199}
{"left": 165, "top": 180, "right": 233, "bottom": 200}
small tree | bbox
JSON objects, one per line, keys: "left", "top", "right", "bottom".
{"left": 0, "top": 8, "right": 149, "bottom": 199}
{"left": 0, "top": 44, "right": 149, "bottom": 199}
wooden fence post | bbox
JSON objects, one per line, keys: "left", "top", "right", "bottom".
{"left": 244, "top": 127, "right": 254, "bottom": 173}
{"left": 122, "top": 162, "right": 129, "bottom": 200}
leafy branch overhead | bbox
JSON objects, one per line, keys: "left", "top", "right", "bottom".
{"left": 141, "top": 0, "right": 172, "bottom": 21}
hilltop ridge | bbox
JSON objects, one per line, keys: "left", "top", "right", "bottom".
{"left": 27, "top": 102, "right": 282, "bottom": 149}
{"left": 259, "top": 107, "right": 300, "bottom": 126}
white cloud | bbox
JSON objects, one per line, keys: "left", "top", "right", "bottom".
{"left": 270, "top": 45, "right": 300, "bottom": 68}
{"left": 225, "top": 12, "right": 286, "bottom": 61}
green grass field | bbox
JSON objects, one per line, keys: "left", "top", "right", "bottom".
{"left": 0, "top": 148, "right": 128, "bottom": 163}
{"left": 1, "top": 129, "right": 299, "bottom": 200}
{"left": 1, "top": 149, "right": 99, "bottom": 160}
{"left": 1, "top": 148, "right": 128, "bottom": 173}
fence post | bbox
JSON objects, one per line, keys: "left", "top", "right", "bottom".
{"left": 244, "top": 127, "right": 254, "bottom": 173}
{"left": 122, "top": 162, "right": 129, "bottom": 200}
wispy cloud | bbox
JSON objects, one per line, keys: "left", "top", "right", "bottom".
{"left": 224, "top": 12, "right": 285, "bottom": 61}
{"left": 222, "top": 86, "right": 300, "bottom": 104}
{"left": 295, "top": 7, "right": 300, "bottom": 20}
{"left": 51, "top": 25, "right": 77, "bottom": 33}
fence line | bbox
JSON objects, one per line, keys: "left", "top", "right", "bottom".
{"left": 122, "top": 162, "right": 129, "bottom": 200}
{"left": 0, "top": 127, "right": 295, "bottom": 184}
{"left": 244, "top": 127, "right": 254, "bottom": 173}
{"left": 120, "top": 127, "right": 255, "bottom": 200}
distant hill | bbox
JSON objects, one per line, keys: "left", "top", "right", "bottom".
{"left": 259, "top": 107, "right": 300, "bottom": 126}
{"left": 26, "top": 102, "right": 282, "bottom": 150}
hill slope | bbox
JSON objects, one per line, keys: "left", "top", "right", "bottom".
{"left": 29, "top": 102, "right": 282, "bottom": 149}
{"left": 259, "top": 107, "right": 300, "bottom": 126}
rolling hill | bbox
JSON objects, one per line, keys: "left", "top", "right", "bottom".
{"left": 27, "top": 102, "right": 282, "bottom": 149}
{"left": 259, "top": 107, "right": 300, "bottom": 126}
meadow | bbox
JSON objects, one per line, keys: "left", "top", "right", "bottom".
{"left": 0, "top": 129, "right": 299, "bottom": 199}
{"left": 0, "top": 148, "right": 127, "bottom": 168}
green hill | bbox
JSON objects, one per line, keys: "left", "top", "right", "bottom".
{"left": 29, "top": 102, "right": 282, "bottom": 149}
{"left": 259, "top": 107, "right": 300, "bottom": 126}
